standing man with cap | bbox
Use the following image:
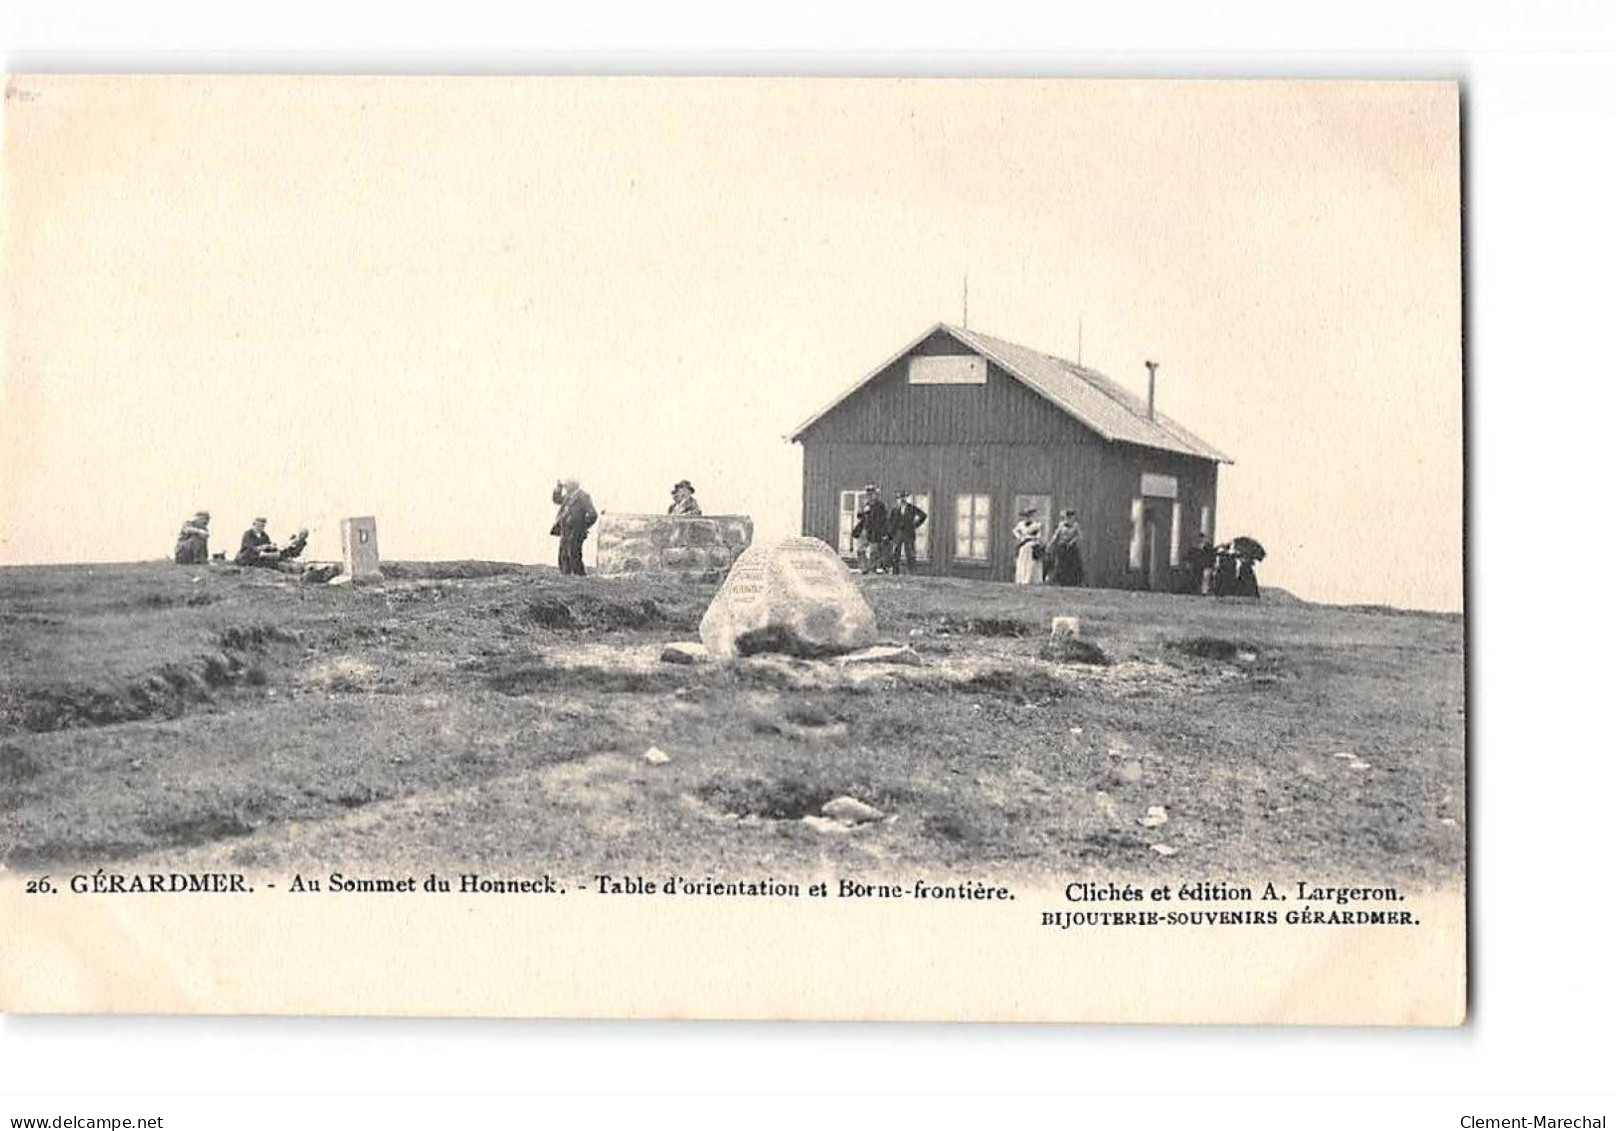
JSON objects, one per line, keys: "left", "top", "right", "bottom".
{"left": 850, "top": 484, "right": 888, "bottom": 575}
{"left": 886, "top": 491, "right": 927, "bottom": 575}
{"left": 668, "top": 480, "right": 702, "bottom": 516}
{"left": 551, "top": 477, "right": 598, "bottom": 576}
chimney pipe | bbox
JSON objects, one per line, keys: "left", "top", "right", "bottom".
{"left": 1145, "top": 360, "right": 1159, "bottom": 421}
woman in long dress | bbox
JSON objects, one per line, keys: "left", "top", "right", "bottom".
{"left": 1047, "top": 510, "right": 1085, "bottom": 587}
{"left": 1013, "top": 509, "right": 1044, "bottom": 585}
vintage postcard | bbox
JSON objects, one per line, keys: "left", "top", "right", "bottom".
{"left": 0, "top": 76, "right": 1463, "bottom": 1022}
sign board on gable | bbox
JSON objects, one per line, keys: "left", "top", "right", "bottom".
{"left": 1141, "top": 473, "right": 1179, "bottom": 499}
{"left": 908, "top": 355, "right": 986, "bottom": 385}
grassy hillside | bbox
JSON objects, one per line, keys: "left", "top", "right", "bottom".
{"left": 0, "top": 560, "right": 1464, "bottom": 883}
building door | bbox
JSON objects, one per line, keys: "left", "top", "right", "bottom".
{"left": 1143, "top": 504, "right": 1170, "bottom": 591}
{"left": 909, "top": 492, "right": 932, "bottom": 571}
{"left": 836, "top": 490, "right": 860, "bottom": 559}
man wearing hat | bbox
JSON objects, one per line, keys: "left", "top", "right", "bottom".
{"left": 668, "top": 480, "right": 702, "bottom": 516}
{"left": 236, "top": 516, "right": 280, "bottom": 567}
{"left": 551, "top": 477, "right": 598, "bottom": 576}
{"left": 886, "top": 490, "right": 928, "bottom": 575}
{"left": 174, "top": 511, "right": 211, "bottom": 565}
{"left": 849, "top": 484, "right": 888, "bottom": 575}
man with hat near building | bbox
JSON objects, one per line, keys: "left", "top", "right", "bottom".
{"left": 886, "top": 490, "right": 927, "bottom": 575}
{"left": 850, "top": 484, "right": 888, "bottom": 575}
{"left": 668, "top": 479, "right": 702, "bottom": 516}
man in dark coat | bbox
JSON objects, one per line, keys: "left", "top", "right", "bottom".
{"left": 1182, "top": 533, "right": 1216, "bottom": 595}
{"left": 1211, "top": 543, "right": 1240, "bottom": 597}
{"left": 886, "top": 491, "right": 927, "bottom": 575}
{"left": 551, "top": 478, "right": 598, "bottom": 576}
{"left": 850, "top": 485, "right": 888, "bottom": 575}
{"left": 1045, "top": 510, "right": 1086, "bottom": 587}
{"left": 236, "top": 517, "right": 278, "bottom": 567}
{"left": 1232, "top": 554, "right": 1261, "bottom": 598}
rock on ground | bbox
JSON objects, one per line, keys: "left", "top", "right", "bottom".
{"left": 698, "top": 537, "right": 878, "bottom": 659}
{"left": 834, "top": 644, "right": 924, "bottom": 667}
{"left": 821, "top": 796, "right": 885, "bottom": 824}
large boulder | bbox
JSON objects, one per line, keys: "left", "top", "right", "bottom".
{"left": 698, "top": 537, "right": 878, "bottom": 659}
{"left": 595, "top": 513, "right": 753, "bottom": 580}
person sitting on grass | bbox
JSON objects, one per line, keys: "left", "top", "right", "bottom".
{"left": 236, "top": 516, "right": 279, "bottom": 567}
{"left": 280, "top": 528, "right": 310, "bottom": 562}
{"left": 238, "top": 519, "right": 328, "bottom": 578}
{"left": 174, "top": 511, "right": 211, "bottom": 565}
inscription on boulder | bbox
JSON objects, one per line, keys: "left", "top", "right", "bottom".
{"left": 698, "top": 536, "right": 878, "bottom": 659}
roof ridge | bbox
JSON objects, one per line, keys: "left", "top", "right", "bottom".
{"left": 794, "top": 321, "right": 1231, "bottom": 464}
{"left": 959, "top": 324, "right": 1147, "bottom": 413}
{"left": 950, "top": 324, "right": 1231, "bottom": 463}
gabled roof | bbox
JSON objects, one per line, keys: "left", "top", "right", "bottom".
{"left": 789, "top": 322, "right": 1233, "bottom": 464}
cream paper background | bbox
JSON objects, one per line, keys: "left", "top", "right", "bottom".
{"left": 1, "top": 75, "right": 1461, "bottom": 610}
{"left": 0, "top": 880, "right": 1463, "bottom": 1023}
{"left": 0, "top": 76, "right": 1463, "bottom": 1023}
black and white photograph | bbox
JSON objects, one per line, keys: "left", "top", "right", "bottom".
{"left": 2, "top": 76, "right": 1463, "bottom": 1023}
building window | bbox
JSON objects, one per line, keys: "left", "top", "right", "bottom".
{"left": 1128, "top": 498, "right": 1145, "bottom": 571}
{"left": 1141, "top": 472, "right": 1179, "bottom": 499}
{"left": 1200, "top": 505, "right": 1213, "bottom": 540}
{"left": 911, "top": 492, "right": 932, "bottom": 561}
{"left": 1169, "top": 501, "right": 1183, "bottom": 568}
{"left": 955, "top": 494, "right": 991, "bottom": 562}
{"left": 908, "top": 355, "right": 987, "bottom": 384}
{"left": 838, "top": 490, "right": 860, "bottom": 558}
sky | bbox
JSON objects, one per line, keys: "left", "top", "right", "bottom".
{"left": 1, "top": 77, "right": 1461, "bottom": 609}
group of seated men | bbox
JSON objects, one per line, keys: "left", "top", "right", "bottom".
{"left": 172, "top": 512, "right": 311, "bottom": 572}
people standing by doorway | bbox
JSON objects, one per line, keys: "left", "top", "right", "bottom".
{"left": 1013, "top": 508, "right": 1044, "bottom": 585}
{"left": 851, "top": 484, "right": 888, "bottom": 575}
{"left": 1046, "top": 509, "right": 1085, "bottom": 587}
{"left": 886, "top": 491, "right": 927, "bottom": 575}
